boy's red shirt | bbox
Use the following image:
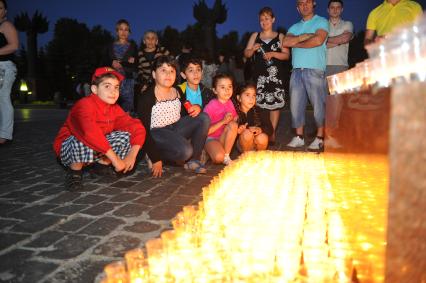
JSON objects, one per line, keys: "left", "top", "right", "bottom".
{"left": 53, "top": 93, "right": 146, "bottom": 156}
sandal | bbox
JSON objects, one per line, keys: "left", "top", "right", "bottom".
{"left": 184, "top": 160, "right": 207, "bottom": 174}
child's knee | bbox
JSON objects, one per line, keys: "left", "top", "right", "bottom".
{"left": 240, "top": 129, "right": 254, "bottom": 142}
{"left": 210, "top": 151, "right": 225, "bottom": 164}
{"left": 255, "top": 133, "right": 268, "bottom": 146}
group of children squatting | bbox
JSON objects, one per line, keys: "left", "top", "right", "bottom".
{"left": 54, "top": 56, "right": 273, "bottom": 191}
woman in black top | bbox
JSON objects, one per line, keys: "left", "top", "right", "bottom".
{"left": 0, "top": 0, "right": 18, "bottom": 145}
{"left": 244, "top": 7, "right": 289, "bottom": 145}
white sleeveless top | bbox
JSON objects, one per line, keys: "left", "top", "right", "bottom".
{"left": 150, "top": 97, "right": 181, "bottom": 129}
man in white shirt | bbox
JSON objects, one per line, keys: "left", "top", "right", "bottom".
{"left": 326, "top": 0, "right": 353, "bottom": 76}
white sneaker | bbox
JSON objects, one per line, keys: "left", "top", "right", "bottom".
{"left": 286, "top": 136, "right": 305, "bottom": 148}
{"left": 307, "top": 137, "right": 324, "bottom": 150}
{"left": 223, "top": 154, "right": 233, "bottom": 166}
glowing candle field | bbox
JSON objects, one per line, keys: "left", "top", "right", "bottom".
{"left": 102, "top": 151, "right": 388, "bottom": 283}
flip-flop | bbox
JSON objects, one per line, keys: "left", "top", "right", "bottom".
{"left": 184, "top": 160, "right": 207, "bottom": 174}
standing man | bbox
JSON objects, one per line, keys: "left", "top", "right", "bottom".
{"left": 364, "top": 0, "right": 422, "bottom": 46}
{"left": 282, "top": 0, "right": 329, "bottom": 150}
{"left": 326, "top": 0, "right": 353, "bottom": 76}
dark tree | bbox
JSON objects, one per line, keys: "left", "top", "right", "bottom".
{"left": 193, "top": 0, "right": 227, "bottom": 58}
{"left": 46, "top": 18, "right": 113, "bottom": 100}
{"left": 14, "top": 11, "right": 49, "bottom": 100}
{"left": 159, "top": 26, "right": 181, "bottom": 56}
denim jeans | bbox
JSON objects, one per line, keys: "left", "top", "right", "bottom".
{"left": 0, "top": 61, "right": 17, "bottom": 140}
{"left": 289, "top": 68, "right": 328, "bottom": 129}
{"left": 150, "top": 112, "right": 210, "bottom": 162}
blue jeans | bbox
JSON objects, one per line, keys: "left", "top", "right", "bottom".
{"left": 150, "top": 113, "right": 210, "bottom": 162}
{"left": 289, "top": 68, "right": 328, "bottom": 129}
{"left": 0, "top": 61, "right": 17, "bottom": 140}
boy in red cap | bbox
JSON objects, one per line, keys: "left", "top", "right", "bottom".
{"left": 53, "top": 67, "right": 146, "bottom": 191}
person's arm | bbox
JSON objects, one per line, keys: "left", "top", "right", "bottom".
{"left": 0, "top": 22, "right": 18, "bottom": 55}
{"left": 207, "top": 112, "right": 233, "bottom": 135}
{"left": 244, "top": 32, "right": 261, "bottom": 58}
{"left": 293, "top": 29, "right": 328, "bottom": 48}
{"left": 327, "top": 31, "right": 353, "bottom": 48}
{"left": 264, "top": 33, "right": 290, "bottom": 61}
{"left": 282, "top": 33, "right": 315, "bottom": 48}
{"left": 364, "top": 29, "right": 376, "bottom": 46}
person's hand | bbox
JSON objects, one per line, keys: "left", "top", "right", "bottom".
{"left": 122, "top": 154, "right": 137, "bottom": 173}
{"left": 128, "top": 57, "right": 135, "bottom": 63}
{"left": 253, "top": 43, "right": 261, "bottom": 52}
{"left": 112, "top": 158, "right": 126, "bottom": 172}
{"left": 188, "top": 105, "right": 201, "bottom": 117}
{"left": 238, "top": 123, "right": 248, "bottom": 134}
{"left": 222, "top": 112, "right": 234, "bottom": 125}
{"left": 263, "top": 52, "right": 274, "bottom": 61}
{"left": 151, "top": 161, "right": 163, "bottom": 178}
{"left": 112, "top": 60, "right": 122, "bottom": 70}
{"left": 249, "top": 126, "right": 262, "bottom": 136}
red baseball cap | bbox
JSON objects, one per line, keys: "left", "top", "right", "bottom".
{"left": 91, "top": 67, "right": 124, "bottom": 82}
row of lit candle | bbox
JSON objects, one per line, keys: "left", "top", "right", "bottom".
{"left": 101, "top": 152, "right": 388, "bottom": 283}
{"left": 328, "top": 14, "right": 426, "bottom": 95}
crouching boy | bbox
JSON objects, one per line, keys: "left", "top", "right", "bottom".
{"left": 53, "top": 67, "right": 146, "bottom": 191}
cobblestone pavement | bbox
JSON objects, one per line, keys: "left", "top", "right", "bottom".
{"left": 0, "top": 108, "right": 317, "bottom": 283}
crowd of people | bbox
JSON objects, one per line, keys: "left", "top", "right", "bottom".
{"left": 0, "top": 0, "right": 420, "bottom": 189}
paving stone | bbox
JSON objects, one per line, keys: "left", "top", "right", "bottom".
{"left": 12, "top": 193, "right": 47, "bottom": 203}
{"left": 110, "top": 180, "right": 139, "bottom": 188}
{"left": 44, "top": 259, "right": 109, "bottom": 283}
{"left": 93, "top": 234, "right": 142, "bottom": 257}
{"left": 0, "top": 203, "right": 23, "bottom": 216}
{"left": 57, "top": 216, "right": 94, "bottom": 232}
{"left": 73, "top": 194, "right": 108, "bottom": 205}
{"left": 78, "top": 217, "right": 125, "bottom": 236}
{"left": 0, "top": 232, "right": 29, "bottom": 250}
{"left": 171, "top": 193, "right": 201, "bottom": 205}
{"left": 0, "top": 219, "right": 21, "bottom": 231}
{"left": 108, "top": 192, "right": 141, "bottom": 203}
{"left": 148, "top": 204, "right": 183, "bottom": 220}
{"left": 0, "top": 249, "right": 34, "bottom": 272}
{"left": 49, "top": 204, "right": 89, "bottom": 216}
{"left": 179, "top": 182, "right": 204, "bottom": 196}
{"left": 24, "top": 230, "right": 68, "bottom": 248}
{"left": 112, "top": 204, "right": 148, "bottom": 218}
{"left": 38, "top": 235, "right": 100, "bottom": 259}
{"left": 126, "top": 178, "right": 164, "bottom": 192}
{"left": 123, "top": 221, "right": 161, "bottom": 233}
{"left": 96, "top": 187, "right": 126, "bottom": 196}
{"left": 11, "top": 214, "right": 63, "bottom": 233}
{"left": 80, "top": 202, "right": 120, "bottom": 216}
{"left": 133, "top": 187, "right": 176, "bottom": 206}
{"left": 7, "top": 204, "right": 58, "bottom": 220}
{"left": 0, "top": 259, "right": 58, "bottom": 282}
{"left": 49, "top": 191, "right": 82, "bottom": 204}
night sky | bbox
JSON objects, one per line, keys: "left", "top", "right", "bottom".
{"left": 7, "top": 0, "right": 426, "bottom": 48}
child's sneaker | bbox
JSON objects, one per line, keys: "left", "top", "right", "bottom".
{"left": 184, "top": 160, "right": 207, "bottom": 174}
{"left": 223, "top": 154, "right": 233, "bottom": 166}
{"left": 65, "top": 169, "right": 83, "bottom": 192}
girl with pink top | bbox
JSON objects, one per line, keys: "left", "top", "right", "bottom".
{"left": 203, "top": 74, "right": 238, "bottom": 165}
